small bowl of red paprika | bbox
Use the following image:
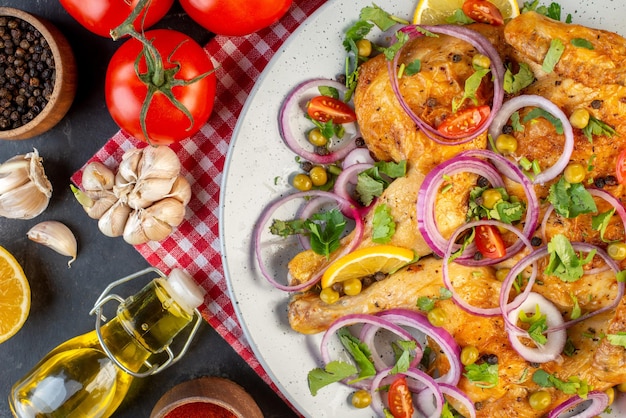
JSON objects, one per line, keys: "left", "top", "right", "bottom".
{"left": 150, "top": 377, "right": 263, "bottom": 418}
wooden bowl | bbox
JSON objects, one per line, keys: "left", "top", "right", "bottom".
{"left": 0, "top": 7, "right": 77, "bottom": 140}
{"left": 150, "top": 377, "right": 264, "bottom": 418}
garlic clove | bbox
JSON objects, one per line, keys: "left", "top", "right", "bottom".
{"left": 137, "top": 146, "right": 181, "bottom": 181}
{"left": 141, "top": 213, "right": 173, "bottom": 242}
{"left": 123, "top": 210, "right": 149, "bottom": 245}
{"left": 27, "top": 148, "right": 52, "bottom": 199}
{"left": 27, "top": 221, "right": 78, "bottom": 267}
{"left": 83, "top": 189, "right": 117, "bottom": 219}
{"left": 98, "top": 201, "right": 131, "bottom": 237}
{"left": 165, "top": 175, "right": 191, "bottom": 206}
{"left": 145, "top": 198, "right": 186, "bottom": 227}
{"left": 0, "top": 181, "right": 50, "bottom": 219}
{"left": 0, "top": 158, "right": 30, "bottom": 195}
{"left": 128, "top": 177, "right": 176, "bottom": 210}
{"left": 82, "top": 162, "right": 115, "bottom": 191}
{"left": 118, "top": 148, "right": 143, "bottom": 183}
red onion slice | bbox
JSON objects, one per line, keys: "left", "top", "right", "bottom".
{"left": 487, "top": 94, "right": 574, "bottom": 185}
{"left": 547, "top": 391, "right": 609, "bottom": 418}
{"left": 278, "top": 78, "right": 359, "bottom": 164}
{"left": 417, "top": 155, "right": 504, "bottom": 258}
{"left": 387, "top": 24, "right": 505, "bottom": 145}
{"left": 333, "top": 162, "right": 374, "bottom": 219}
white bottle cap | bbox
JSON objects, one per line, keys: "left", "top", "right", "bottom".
{"left": 166, "top": 269, "right": 206, "bottom": 313}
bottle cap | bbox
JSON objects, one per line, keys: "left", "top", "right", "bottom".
{"left": 166, "top": 269, "right": 206, "bottom": 313}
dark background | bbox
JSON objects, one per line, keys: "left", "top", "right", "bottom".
{"left": 0, "top": 1, "right": 296, "bottom": 417}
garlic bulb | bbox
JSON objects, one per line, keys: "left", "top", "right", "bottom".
{"left": 27, "top": 221, "right": 77, "bottom": 267}
{"left": 0, "top": 148, "right": 52, "bottom": 219}
{"left": 73, "top": 146, "right": 191, "bottom": 245}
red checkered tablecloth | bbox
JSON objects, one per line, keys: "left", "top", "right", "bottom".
{"left": 71, "top": 0, "right": 327, "bottom": 401}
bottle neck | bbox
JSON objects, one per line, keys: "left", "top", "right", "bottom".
{"left": 101, "top": 278, "right": 195, "bottom": 374}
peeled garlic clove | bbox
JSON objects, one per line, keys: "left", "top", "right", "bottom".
{"left": 0, "top": 181, "right": 50, "bottom": 219}
{"left": 165, "top": 175, "right": 191, "bottom": 206}
{"left": 145, "top": 197, "right": 186, "bottom": 227}
{"left": 128, "top": 177, "right": 177, "bottom": 210}
{"left": 118, "top": 148, "right": 143, "bottom": 182}
{"left": 27, "top": 221, "right": 78, "bottom": 267}
{"left": 141, "top": 213, "right": 173, "bottom": 242}
{"left": 98, "top": 201, "right": 131, "bottom": 237}
{"left": 123, "top": 210, "right": 150, "bottom": 245}
{"left": 82, "top": 162, "right": 115, "bottom": 191}
{"left": 137, "top": 146, "right": 181, "bottom": 180}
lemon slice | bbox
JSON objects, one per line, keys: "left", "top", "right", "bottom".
{"left": 0, "top": 245, "right": 30, "bottom": 344}
{"left": 413, "top": 0, "right": 520, "bottom": 25}
{"left": 321, "top": 245, "right": 415, "bottom": 289}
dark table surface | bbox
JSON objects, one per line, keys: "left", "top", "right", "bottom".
{"left": 0, "top": 2, "right": 297, "bottom": 417}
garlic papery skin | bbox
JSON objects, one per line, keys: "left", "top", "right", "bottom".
{"left": 82, "top": 162, "right": 115, "bottom": 191}
{"left": 165, "top": 175, "right": 191, "bottom": 206}
{"left": 144, "top": 198, "right": 186, "bottom": 227}
{"left": 118, "top": 148, "right": 143, "bottom": 183}
{"left": 141, "top": 213, "right": 172, "bottom": 242}
{"left": 123, "top": 210, "right": 149, "bottom": 245}
{"left": 0, "top": 149, "right": 52, "bottom": 219}
{"left": 127, "top": 177, "right": 177, "bottom": 210}
{"left": 137, "top": 146, "right": 181, "bottom": 180}
{"left": 27, "top": 221, "right": 78, "bottom": 267}
{"left": 98, "top": 201, "right": 131, "bottom": 237}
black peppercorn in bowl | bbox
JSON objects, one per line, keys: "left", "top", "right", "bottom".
{"left": 0, "top": 7, "right": 77, "bottom": 140}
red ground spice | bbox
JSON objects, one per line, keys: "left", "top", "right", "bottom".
{"left": 164, "top": 401, "right": 237, "bottom": 418}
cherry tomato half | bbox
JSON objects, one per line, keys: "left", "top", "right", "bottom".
{"left": 59, "top": 0, "right": 173, "bottom": 37}
{"left": 437, "top": 105, "right": 490, "bottom": 139}
{"left": 307, "top": 96, "right": 357, "bottom": 124}
{"left": 462, "top": 0, "right": 505, "bottom": 26}
{"left": 388, "top": 377, "right": 414, "bottom": 418}
{"left": 179, "top": 0, "right": 293, "bottom": 36}
{"left": 616, "top": 148, "right": 626, "bottom": 185}
{"left": 105, "top": 29, "right": 216, "bottom": 145}
{"left": 475, "top": 224, "right": 506, "bottom": 259}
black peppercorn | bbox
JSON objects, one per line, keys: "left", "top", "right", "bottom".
{"left": 0, "top": 15, "right": 55, "bottom": 130}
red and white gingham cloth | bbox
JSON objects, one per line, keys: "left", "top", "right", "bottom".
{"left": 71, "top": 0, "right": 326, "bottom": 401}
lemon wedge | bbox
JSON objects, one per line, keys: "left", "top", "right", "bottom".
{"left": 0, "top": 245, "right": 30, "bottom": 344}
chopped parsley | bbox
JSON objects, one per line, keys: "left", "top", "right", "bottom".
{"left": 372, "top": 204, "right": 396, "bottom": 244}
{"left": 591, "top": 209, "right": 616, "bottom": 242}
{"left": 570, "top": 38, "right": 594, "bottom": 50}
{"left": 522, "top": 107, "right": 564, "bottom": 134}
{"left": 542, "top": 38, "right": 565, "bottom": 73}
{"left": 582, "top": 115, "right": 617, "bottom": 142}
{"left": 518, "top": 304, "right": 548, "bottom": 345}
{"left": 521, "top": 1, "right": 571, "bottom": 22}
{"left": 607, "top": 332, "right": 626, "bottom": 348}
{"left": 467, "top": 186, "right": 525, "bottom": 224}
{"left": 532, "top": 369, "right": 590, "bottom": 398}
{"left": 270, "top": 209, "right": 346, "bottom": 258}
{"left": 464, "top": 362, "right": 499, "bottom": 389}
{"left": 307, "top": 361, "right": 357, "bottom": 396}
{"left": 355, "top": 160, "right": 407, "bottom": 206}
{"left": 547, "top": 177, "right": 597, "bottom": 218}
{"left": 452, "top": 67, "right": 491, "bottom": 113}
{"left": 416, "top": 287, "right": 453, "bottom": 312}
{"left": 504, "top": 62, "right": 535, "bottom": 94}
{"left": 544, "top": 234, "right": 595, "bottom": 282}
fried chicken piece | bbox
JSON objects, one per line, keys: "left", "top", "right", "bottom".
{"left": 505, "top": 11, "right": 626, "bottom": 87}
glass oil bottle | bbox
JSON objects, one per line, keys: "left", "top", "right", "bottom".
{"left": 9, "top": 267, "right": 206, "bottom": 418}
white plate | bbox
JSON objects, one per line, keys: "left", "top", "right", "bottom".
{"left": 220, "top": 1, "right": 626, "bottom": 416}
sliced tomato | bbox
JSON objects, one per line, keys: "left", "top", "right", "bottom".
{"left": 437, "top": 105, "right": 490, "bottom": 139}
{"left": 388, "top": 377, "right": 414, "bottom": 418}
{"left": 475, "top": 224, "right": 506, "bottom": 259}
{"left": 307, "top": 96, "right": 357, "bottom": 124}
{"left": 462, "top": 0, "right": 505, "bottom": 26}
{"left": 617, "top": 148, "right": 626, "bottom": 185}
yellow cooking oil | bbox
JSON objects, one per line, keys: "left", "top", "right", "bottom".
{"left": 9, "top": 277, "right": 196, "bottom": 418}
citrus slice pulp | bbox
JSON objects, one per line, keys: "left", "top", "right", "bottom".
{"left": 413, "top": 0, "right": 520, "bottom": 25}
{"left": 321, "top": 245, "right": 415, "bottom": 289}
{"left": 0, "top": 245, "right": 30, "bottom": 344}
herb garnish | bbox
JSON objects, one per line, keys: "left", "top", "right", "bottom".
{"left": 532, "top": 369, "right": 590, "bottom": 398}
{"left": 372, "top": 204, "right": 396, "bottom": 244}
{"left": 544, "top": 234, "right": 595, "bottom": 282}
{"left": 542, "top": 38, "right": 565, "bottom": 73}
{"left": 547, "top": 177, "right": 597, "bottom": 218}
{"left": 503, "top": 63, "right": 535, "bottom": 94}
{"left": 464, "top": 362, "right": 499, "bottom": 388}
{"left": 356, "top": 160, "right": 407, "bottom": 206}
{"left": 582, "top": 115, "right": 617, "bottom": 142}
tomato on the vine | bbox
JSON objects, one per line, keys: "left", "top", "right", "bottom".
{"left": 179, "top": 0, "right": 293, "bottom": 36}
{"left": 388, "top": 377, "right": 414, "bottom": 418}
{"left": 307, "top": 96, "right": 357, "bottom": 124}
{"left": 105, "top": 29, "right": 217, "bottom": 146}
{"left": 462, "top": 0, "right": 505, "bottom": 26}
{"left": 475, "top": 224, "right": 506, "bottom": 259}
{"left": 437, "top": 105, "right": 490, "bottom": 139}
{"left": 59, "top": 0, "right": 173, "bottom": 37}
